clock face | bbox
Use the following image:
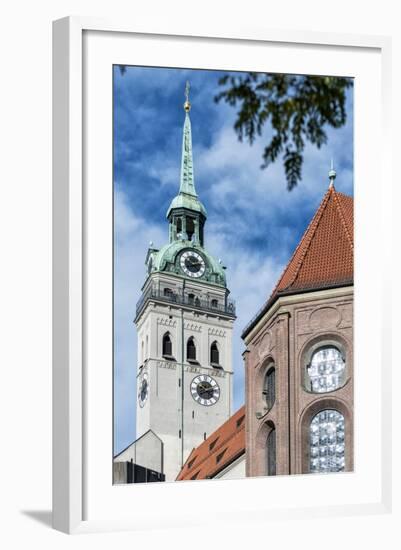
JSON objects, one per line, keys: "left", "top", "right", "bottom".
{"left": 190, "top": 374, "right": 220, "bottom": 406}
{"left": 138, "top": 373, "right": 149, "bottom": 407}
{"left": 180, "top": 251, "right": 206, "bottom": 278}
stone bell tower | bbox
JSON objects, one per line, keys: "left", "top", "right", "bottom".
{"left": 134, "top": 82, "right": 236, "bottom": 481}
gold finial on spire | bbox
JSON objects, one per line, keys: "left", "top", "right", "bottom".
{"left": 328, "top": 158, "right": 336, "bottom": 188}
{"left": 184, "top": 80, "right": 191, "bottom": 112}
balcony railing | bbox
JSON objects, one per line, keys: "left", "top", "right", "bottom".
{"left": 135, "top": 287, "right": 236, "bottom": 319}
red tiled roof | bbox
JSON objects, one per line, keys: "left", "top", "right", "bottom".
{"left": 242, "top": 185, "right": 353, "bottom": 338}
{"left": 176, "top": 406, "right": 246, "bottom": 480}
{"left": 272, "top": 186, "right": 353, "bottom": 294}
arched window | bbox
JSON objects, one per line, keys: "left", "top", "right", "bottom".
{"left": 211, "top": 299, "right": 218, "bottom": 308}
{"left": 263, "top": 366, "right": 275, "bottom": 410}
{"left": 306, "top": 346, "right": 345, "bottom": 393}
{"left": 145, "top": 335, "right": 149, "bottom": 359}
{"left": 176, "top": 217, "right": 182, "bottom": 237}
{"left": 266, "top": 426, "right": 276, "bottom": 476}
{"left": 187, "top": 337, "right": 196, "bottom": 361}
{"left": 310, "top": 409, "right": 345, "bottom": 473}
{"left": 164, "top": 287, "right": 173, "bottom": 298}
{"left": 188, "top": 293, "right": 195, "bottom": 305}
{"left": 141, "top": 340, "right": 144, "bottom": 363}
{"left": 187, "top": 217, "right": 195, "bottom": 241}
{"left": 195, "top": 297, "right": 201, "bottom": 307}
{"left": 162, "top": 333, "right": 172, "bottom": 357}
{"left": 210, "top": 341, "right": 219, "bottom": 365}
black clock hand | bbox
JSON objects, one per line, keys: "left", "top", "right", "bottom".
{"left": 198, "top": 384, "right": 213, "bottom": 397}
{"left": 188, "top": 257, "right": 200, "bottom": 267}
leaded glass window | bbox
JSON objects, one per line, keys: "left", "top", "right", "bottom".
{"left": 309, "top": 409, "right": 345, "bottom": 473}
{"left": 307, "top": 346, "right": 345, "bottom": 393}
{"left": 263, "top": 367, "right": 275, "bottom": 410}
{"left": 267, "top": 427, "right": 276, "bottom": 476}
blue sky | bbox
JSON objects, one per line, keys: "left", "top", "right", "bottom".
{"left": 113, "top": 66, "right": 353, "bottom": 454}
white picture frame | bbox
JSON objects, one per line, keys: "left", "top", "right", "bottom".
{"left": 52, "top": 16, "right": 392, "bottom": 534}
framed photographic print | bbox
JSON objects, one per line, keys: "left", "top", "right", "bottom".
{"left": 52, "top": 17, "right": 392, "bottom": 534}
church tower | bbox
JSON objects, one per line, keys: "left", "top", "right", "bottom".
{"left": 134, "top": 83, "right": 236, "bottom": 481}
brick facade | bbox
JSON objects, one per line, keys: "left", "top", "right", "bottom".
{"left": 243, "top": 183, "right": 353, "bottom": 477}
{"left": 176, "top": 183, "right": 354, "bottom": 480}
{"left": 244, "top": 287, "right": 353, "bottom": 476}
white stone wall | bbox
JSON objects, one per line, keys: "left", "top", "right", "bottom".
{"left": 114, "top": 430, "right": 163, "bottom": 473}
{"left": 213, "top": 454, "right": 246, "bottom": 480}
{"left": 135, "top": 272, "right": 234, "bottom": 481}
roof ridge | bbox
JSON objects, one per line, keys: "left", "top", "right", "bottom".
{"left": 242, "top": 187, "right": 354, "bottom": 340}
{"left": 332, "top": 190, "right": 354, "bottom": 249}
{"left": 271, "top": 187, "right": 333, "bottom": 295}
{"left": 113, "top": 429, "right": 163, "bottom": 458}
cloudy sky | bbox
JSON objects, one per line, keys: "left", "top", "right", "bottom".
{"left": 113, "top": 66, "right": 353, "bottom": 454}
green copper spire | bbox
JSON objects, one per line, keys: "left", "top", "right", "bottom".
{"left": 147, "top": 81, "right": 227, "bottom": 287}
{"left": 166, "top": 82, "right": 207, "bottom": 219}
{"left": 180, "top": 81, "right": 197, "bottom": 197}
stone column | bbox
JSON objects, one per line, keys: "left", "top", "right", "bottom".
{"left": 182, "top": 216, "right": 188, "bottom": 240}
{"left": 193, "top": 218, "right": 199, "bottom": 244}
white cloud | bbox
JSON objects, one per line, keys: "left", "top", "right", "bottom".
{"left": 113, "top": 188, "right": 165, "bottom": 451}
{"left": 114, "top": 88, "right": 354, "bottom": 451}
{"left": 114, "top": 183, "right": 285, "bottom": 450}
{"left": 198, "top": 217, "right": 286, "bottom": 410}
{"left": 196, "top": 120, "right": 353, "bottom": 220}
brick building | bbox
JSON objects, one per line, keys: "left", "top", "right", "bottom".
{"left": 177, "top": 170, "right": 353, "bottom": 480}
{"left": 242, "top": 171, "right": 353, "bottom": 476}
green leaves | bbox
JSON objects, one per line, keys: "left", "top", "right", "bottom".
{"left": 215, "top": 73, "right": 352, "bottom": 190}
